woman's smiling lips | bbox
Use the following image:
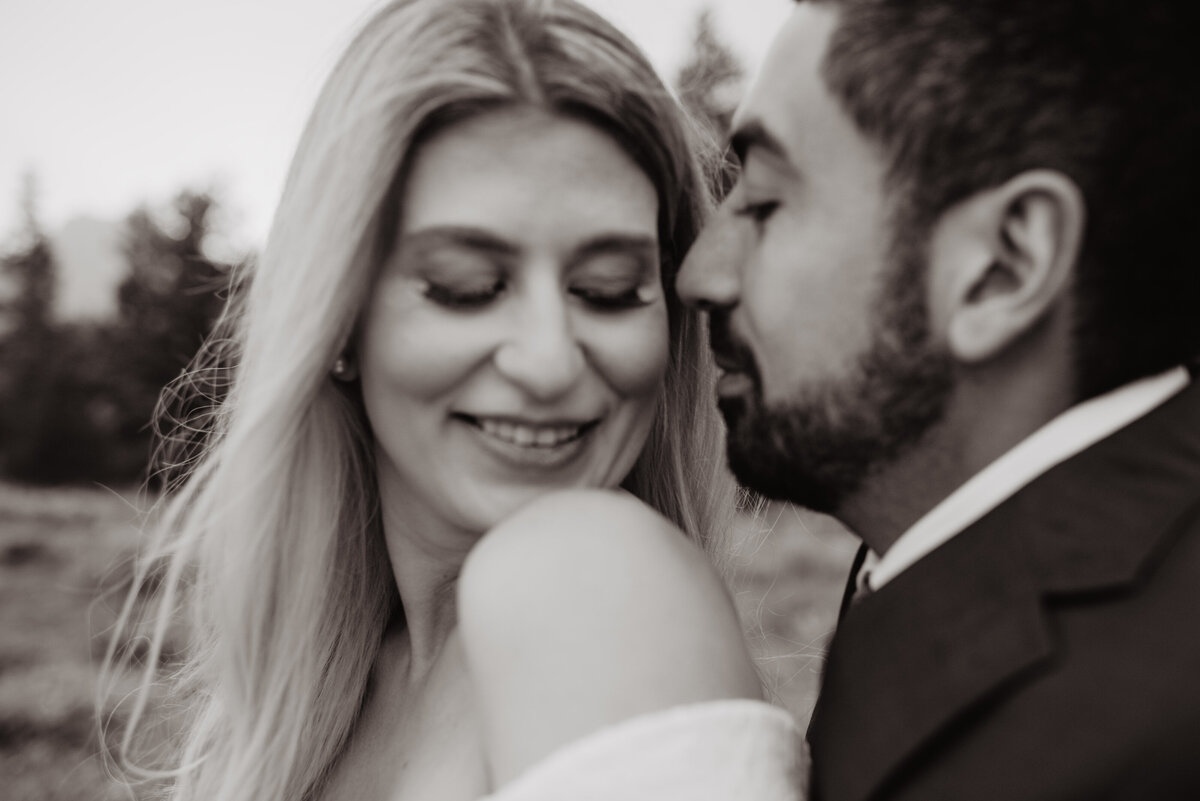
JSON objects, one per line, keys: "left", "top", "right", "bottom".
{"left": 453, "top": 413, "right": 602, "bottom": 468}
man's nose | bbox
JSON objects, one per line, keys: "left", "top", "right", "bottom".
{"left": 676, "top": 208, "right": 743, "bottom": 311}
{"left": 493, "top": 290, "right": 584, "bottom": 401}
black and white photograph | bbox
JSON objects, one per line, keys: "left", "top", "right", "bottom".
{"left": 2, "top": 1, "right": 1197, "bottom": 799}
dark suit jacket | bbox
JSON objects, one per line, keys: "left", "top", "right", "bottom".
{"left": 808, "top": 378, "right": 1200, "bottom": 801}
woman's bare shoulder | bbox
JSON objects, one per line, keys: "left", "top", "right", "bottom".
{"left": 463, "top": 489, "right": 703, "bottom": 586}
{"left": 459, "top": 489, "right": 740, "bottom": 660}
{"left": 457, "top": 489, "right": 761, "bottom": 786}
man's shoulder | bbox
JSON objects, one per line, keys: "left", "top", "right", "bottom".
{"left": 910, "top": 508, "right": 1200, "bottom": 799}
{"left": 809, "top": 405, "right": 1200, "bottom": 801}
{"left": 811, "top": 502, "right": 1200, "bottom": 801}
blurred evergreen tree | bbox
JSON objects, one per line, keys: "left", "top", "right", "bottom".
{"left": 675, "top": 9, "right": 744, "bottom": 134}
{"left": 0, "top": 176, "right": 62, "bottom": 480}
{"left": 0, "top": 175, "right": 56, "bottom": 336}
{"left": 107, "top": 191, "right": 234, "bottom": 484}
{"left": 674, "top": 8, "right": 745, "bottom": 196}
{"left": 0, "top": 186, "right": 234, "bottom": 485}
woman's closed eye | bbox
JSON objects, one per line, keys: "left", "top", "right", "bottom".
{"left": 423, "top": 276, "right": 505, "bottom": 309}
{"left": 571, "top": 281, "right": 655, "bottom": 311}
{"left": 411, "top": 245, "right": 508, "bottom": 310}
{"left": 569, "top": 251, "right": 660, "bottom": 311}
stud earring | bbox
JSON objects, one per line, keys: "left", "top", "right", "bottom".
{"left": 331, "top": 356, "right": 356, "bottom": 381}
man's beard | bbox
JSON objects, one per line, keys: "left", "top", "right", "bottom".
{"left": 711, "top": 248, "right": 955, "bottom": 514}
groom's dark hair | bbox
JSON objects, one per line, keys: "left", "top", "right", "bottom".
{"left": 806, "top": 0, "right": 1199, "bottom": 400}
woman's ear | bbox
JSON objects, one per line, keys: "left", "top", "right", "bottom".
{"left": 930, "top": 170, "right": 1085, "bottom": 364}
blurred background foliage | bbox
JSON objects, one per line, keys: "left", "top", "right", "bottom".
{"left": 676, "top": 9, "right": 744, "bottom": 139}
{"left": 0, "top": 185, "right": 234, "bottom": 487}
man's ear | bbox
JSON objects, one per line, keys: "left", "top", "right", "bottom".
{"left": 930, "top": 170, "right": 1085, "bottom": 364}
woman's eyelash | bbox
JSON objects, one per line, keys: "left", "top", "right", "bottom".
{"left": 572, "top": 286, "right": 652, "bottom": 311}
{"left": 423, "top": 280, "right": 504, "bottom": 309}
{"left": 422, "top": 280, "right": 654, "bottom": 311}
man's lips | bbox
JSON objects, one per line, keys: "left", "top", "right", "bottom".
{"left": 707, "top": 310, "right": 757, "bottom": 381}
{"left": 712, "top": 349, "right": 750, "bottom": 376}
{"left": 715, "top": 369, "right": 755, "bottom": 398}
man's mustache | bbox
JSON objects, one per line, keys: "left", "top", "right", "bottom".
{"left": 707, "top": 309, "right": 761, "bottom": 384}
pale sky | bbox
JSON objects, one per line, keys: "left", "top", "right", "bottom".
{"left": 0, "top": 0, "right": 791, "bottom": 252}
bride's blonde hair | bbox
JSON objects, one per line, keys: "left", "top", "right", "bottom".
{"left": 105, "top": 1, "right": 735, "bottom": 799}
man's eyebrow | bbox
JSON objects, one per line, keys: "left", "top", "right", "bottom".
{"left": 397, "top": 226, "right": 521, "bottom": 257}
{"left": 728, "top": 119, "right": 790, "bottom": 167}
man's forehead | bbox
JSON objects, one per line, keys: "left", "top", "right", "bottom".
{"left": 729, "top": 3, "right": 839, "bottom": 164}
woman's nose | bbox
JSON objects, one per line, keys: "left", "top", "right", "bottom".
{"left": 493, "top": 290, "right": 585, "bottom": 401}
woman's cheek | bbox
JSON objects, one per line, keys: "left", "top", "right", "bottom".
{"left": 582, "top": 304, "right": 670, "bottom": 397}
{"left": 361, "top": 296, "right": 498, "bottom": 400}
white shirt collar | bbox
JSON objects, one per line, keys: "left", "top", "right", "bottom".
{"left": 863, "top": 366, "right": 1191, "bottom": 591}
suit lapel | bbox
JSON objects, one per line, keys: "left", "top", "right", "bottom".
{"left": 809, "top": 379, "right": 1200, "bottom": 801}
{"left": 808, "top": 504, "right": 1054, "bottom": 801}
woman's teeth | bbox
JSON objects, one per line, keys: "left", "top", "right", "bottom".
{"left": 477, "top": 419, "right": 585, "bottom": 447}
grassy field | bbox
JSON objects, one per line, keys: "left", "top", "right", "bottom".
{"left": 0, "top": 484, "right": 150, "bottom": 801}
{"left": 0, "top": 485, "right": 857, "bottom": 799}
{"left": 728, "top": 501, "right": 860, "bottom": 724}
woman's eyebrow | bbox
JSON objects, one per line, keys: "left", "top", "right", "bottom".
{"left": 397, "top": 225, "right": 522, "bottom": 258}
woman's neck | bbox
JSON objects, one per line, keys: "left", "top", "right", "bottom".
{"left": 377, "top": 490, "right": 481, "bottom": 675}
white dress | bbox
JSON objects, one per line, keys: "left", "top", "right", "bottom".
{"left": 482, "top": 699, "right": 806, "bottom": 800}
